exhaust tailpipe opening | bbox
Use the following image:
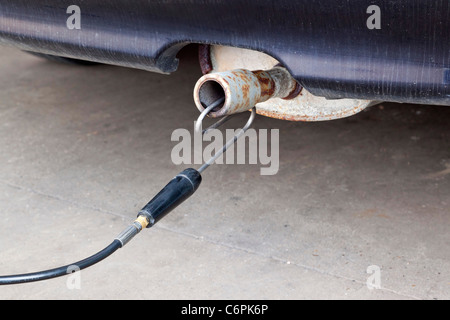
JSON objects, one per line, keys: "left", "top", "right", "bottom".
{"left": 197, "top": 80, "right": 226, "bottom": 113}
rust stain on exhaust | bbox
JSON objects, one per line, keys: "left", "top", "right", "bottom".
{"left": 253, "top": 70, "right": 276, "bottom": 98}
{"left": 283, "top": 81, "right": 303, "bottom": 100}
{"left": 198, "top": 44, "right": 213, "bottom": 75}
{"left": 194, "top": 67, "right": 306, "bottom": 118}
{"left": 242, "top": 84, "right": 250, "bottom": 101}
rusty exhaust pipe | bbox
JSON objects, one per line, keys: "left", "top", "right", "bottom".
{"left": 193, "top": 67, "right": 302, "bottom": 118}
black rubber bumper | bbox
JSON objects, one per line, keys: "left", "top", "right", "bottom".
{"left": 0, "top": 0, "right": 448, "bottom": 105}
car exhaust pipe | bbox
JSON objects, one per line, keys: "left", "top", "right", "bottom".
{"left": 193, "top": 66, "right": 302, "bottom": 118}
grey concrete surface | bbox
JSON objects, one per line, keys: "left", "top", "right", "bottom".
{"left": 0, "top": 46, "right": 449, "bottom": 300}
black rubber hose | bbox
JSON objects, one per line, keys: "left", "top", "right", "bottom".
{"left": 0, "top": 168, "right": 202, "bottom": 285}
{"left": 0, "top": 240, "right": 121, "bottom": 285}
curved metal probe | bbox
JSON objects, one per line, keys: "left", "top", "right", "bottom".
{"left": 202, "top": 115, "right": 232, "bottom": 135}
{"left": 196, "top": 97, "right": 227, "bottom": 135}
{"left": 196, "top": 103, "right": 257, "bottom": 174}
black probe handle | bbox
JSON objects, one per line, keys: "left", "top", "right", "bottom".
{"left": 138, "top": 168, "right": 202, "bottom": 228}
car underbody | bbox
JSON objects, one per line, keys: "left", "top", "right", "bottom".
{"left": 0, "top": 0, "right": 448, "bottom": 120}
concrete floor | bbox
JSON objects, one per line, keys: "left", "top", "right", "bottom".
{"left": 0, "top": 45, "right": 449, "bottom": 300}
